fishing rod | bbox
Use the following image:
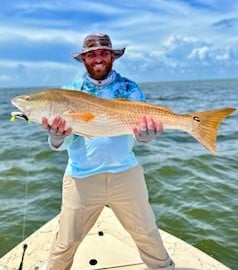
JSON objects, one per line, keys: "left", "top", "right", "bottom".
{"left": 17, "top": 160, "right": 29, "bottom": 270}
{"left": 18, "top": 244, "right": 28, "bottom": 270}
{"left": 12, "top": 120, "right": 30, "bottom": 270}
{"left": 17, "top": 178, "right": 29, "bottom": 270}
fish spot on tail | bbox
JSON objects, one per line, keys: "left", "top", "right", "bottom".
{"left": 193, "top": 116, "right": 201, "bottom": 122}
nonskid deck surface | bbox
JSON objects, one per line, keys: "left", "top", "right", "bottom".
{"left": 0, "top": 207, "right": 230, "bottom": 270}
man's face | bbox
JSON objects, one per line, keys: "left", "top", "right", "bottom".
{"left": 81, "top": 49, "right": 115, "bottom": 80}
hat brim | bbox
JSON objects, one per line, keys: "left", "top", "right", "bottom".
{"left": 72, "top": 47, "right": 125, "bottom": 62}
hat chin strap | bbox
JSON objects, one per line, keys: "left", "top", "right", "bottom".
{"left": 87, "top": 70, "right": 115, "bottom": 86}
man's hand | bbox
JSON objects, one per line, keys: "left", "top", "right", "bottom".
{"left": 42, "top": 116, "right": 72, "bottom": 148}
{"left": 133, "top": 116, "right": 163, "bottom": 143}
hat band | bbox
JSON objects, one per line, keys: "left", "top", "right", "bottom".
{"left": 84, "top": 38, "right": 112, "bottom": 49}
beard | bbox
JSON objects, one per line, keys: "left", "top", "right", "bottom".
{"left": 84, "top": 60, "right": 113, "bottom": 80}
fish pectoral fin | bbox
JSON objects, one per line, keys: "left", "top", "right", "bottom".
{"left": 66, "top": 112, "right": 95, "bottom": 122}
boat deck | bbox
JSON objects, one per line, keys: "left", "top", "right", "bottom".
{"left": 0, "top": 207, "right": 230, "bottom": 270}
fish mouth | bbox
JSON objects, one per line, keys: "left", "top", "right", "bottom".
{"left": 11, "top": 111, "right": 29, "bottom": 122}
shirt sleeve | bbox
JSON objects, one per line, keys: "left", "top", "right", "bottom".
{"left": 48, "top": 134, "right": 75, "bottom": 151}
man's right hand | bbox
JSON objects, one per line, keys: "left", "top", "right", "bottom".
{"left": 42, "top": 116, "right": 72, "bottom": 148}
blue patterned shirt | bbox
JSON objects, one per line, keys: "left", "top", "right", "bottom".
{"left": 50, "top": 70, "right": 145, "bottom": 178}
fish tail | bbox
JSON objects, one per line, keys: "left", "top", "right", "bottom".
{"left": 187, "top": 108, "right": 236, "bottom": 154}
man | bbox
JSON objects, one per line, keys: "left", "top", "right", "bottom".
{"left": 42, "top": 33, "right": 175, "bottom": 270}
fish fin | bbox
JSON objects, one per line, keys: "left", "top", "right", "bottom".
{"left": 187, "top": 108, "right": 235, "bottom": 155}
{"left": 67, "top": 112, "right": 95, "bottom": 122}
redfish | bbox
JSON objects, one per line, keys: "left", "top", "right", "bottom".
{"left": 11, "top": 88, "right": 236, "bottom": 154}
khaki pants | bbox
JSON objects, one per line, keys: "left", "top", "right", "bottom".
{"left": 46, "top": 165, "right": 174, "bottom": 270}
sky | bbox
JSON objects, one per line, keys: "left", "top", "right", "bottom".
{"left": 0, "top": 0, "right": 238, "bottom": 88}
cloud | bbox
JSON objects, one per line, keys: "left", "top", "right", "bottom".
{"left": 0, "top": 74, "right": 10, "bottom": 82}
{"left": 212, "top": 18, "right": 238, "bottom": 28}
{"left": 0, "top": 59, "right": 80, "bottom": 87}
{"left": 0, "top": 0, "right": 237, "bottom": 87}
{"left": 188, "top": 47, "right": 210, "bottom": 61}
{"left": 0, "top": 25, "right": 82, "bottom": 44}
{"left": 119, "top": 34, "right": 238, "bottom": 82}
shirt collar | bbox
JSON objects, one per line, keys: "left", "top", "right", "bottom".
{"left": 86, "top": 70, "right": 115, "bottom": 87}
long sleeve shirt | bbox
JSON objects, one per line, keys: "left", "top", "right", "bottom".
{"left": 50, "top": 70, "right": 145, "bottom": 178}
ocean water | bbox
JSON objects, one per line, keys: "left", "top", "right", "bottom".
{"left": 0, "top": 79, "right": 237, "bottom": 269}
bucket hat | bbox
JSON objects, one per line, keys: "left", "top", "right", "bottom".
{"left": 72, "top": 33, "right": 125, "bottom": 62}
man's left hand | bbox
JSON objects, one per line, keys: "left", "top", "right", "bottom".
{"left": 133, "top": 116, "right": 163, "bottom": 143}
